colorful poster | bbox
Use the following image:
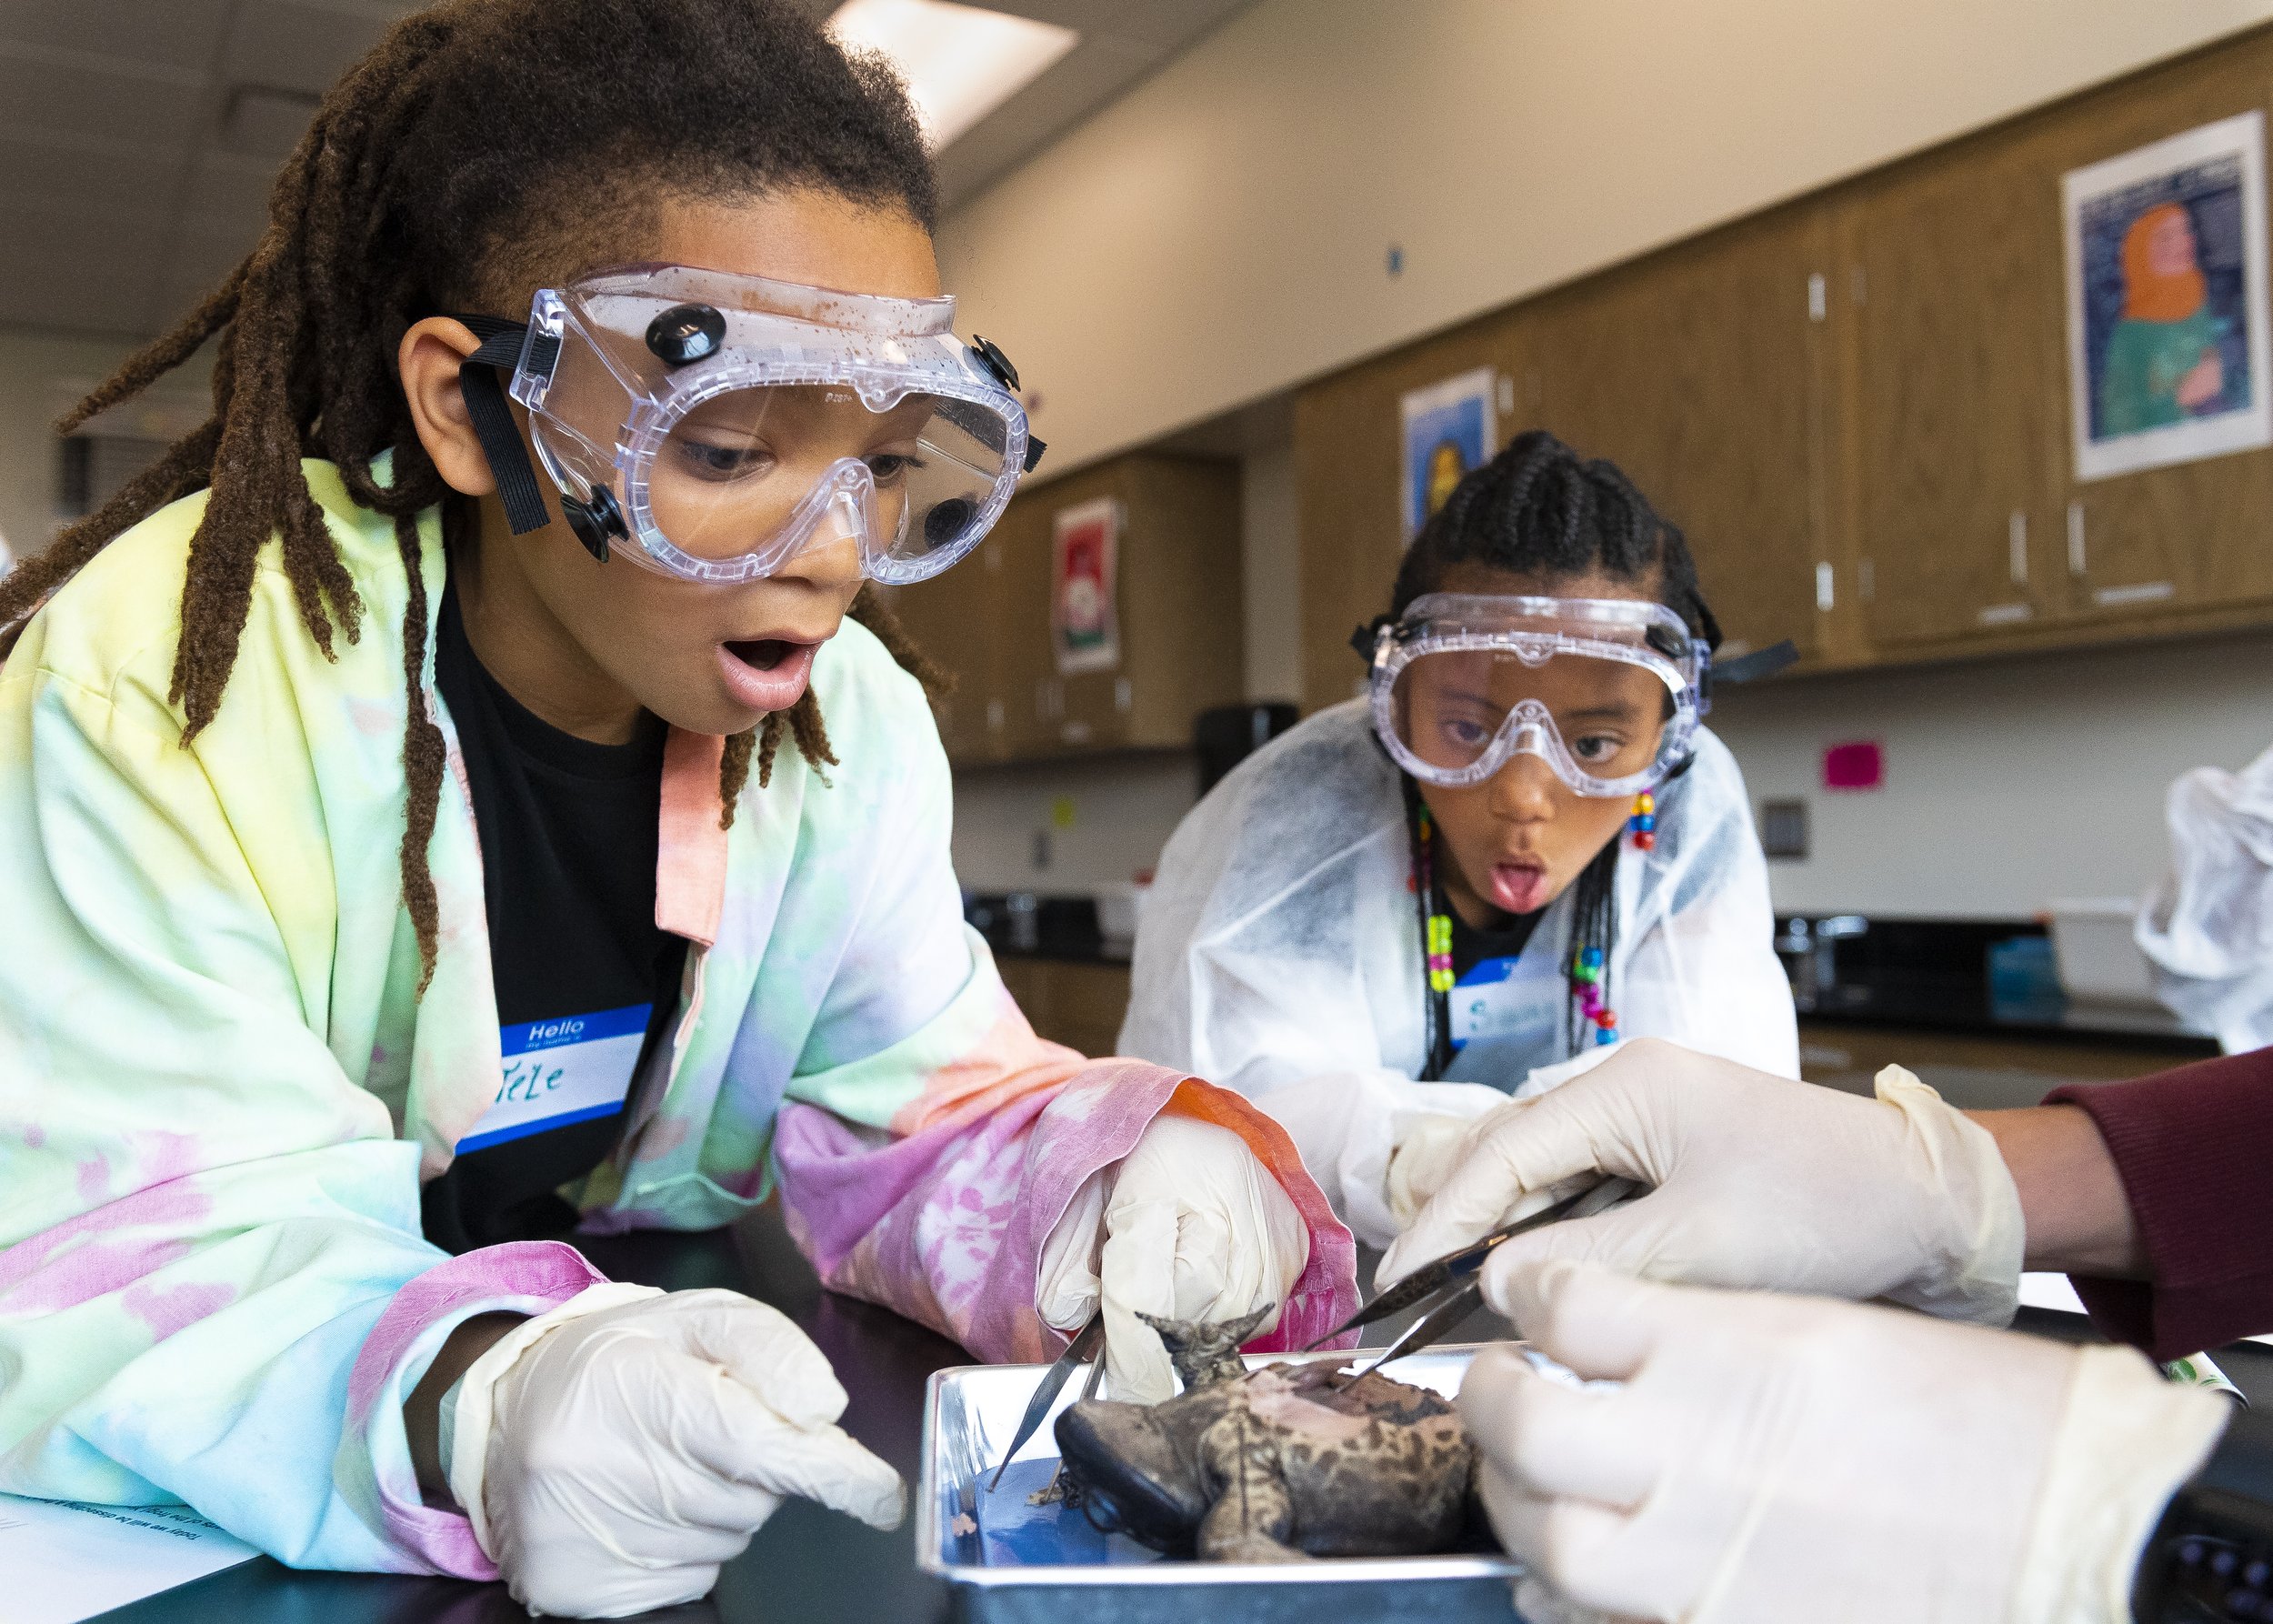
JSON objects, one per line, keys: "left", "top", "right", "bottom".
{"left": 1050, "top": 496, "right": 1121, "bottom": 675}
{"left": 1400, "top": 366, "right": 1497, "bottom": 543}
{"left": 2063, "top": 110, "right": 2272, "bottom": 481}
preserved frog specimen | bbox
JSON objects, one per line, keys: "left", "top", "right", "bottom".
{"left": 1053, "top": 1308, "right": 1481, "bottom": 1561}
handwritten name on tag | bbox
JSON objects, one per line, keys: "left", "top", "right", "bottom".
{"left": 1449, "top": 954, "right": 1560, "bottom": 1053}
{"left": 456, "top": 1002, "right": 651, "bottom": 1154}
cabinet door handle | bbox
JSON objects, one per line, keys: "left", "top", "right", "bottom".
{"left": 2008, "top": 510, "right": 2028, "bottom": 586}
{"left": 1115, "top": 677, "right": 1133, "bottom": 713}
{"left": 1814, "top": 561, "right": 1835, "bottom": 611}
{"left": 2067, "top": 501, "right": 2086, "bottom": 576}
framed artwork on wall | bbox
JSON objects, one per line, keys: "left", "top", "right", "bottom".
{"left": 1399, "top": 366, "right": 1497, "bottom": 542}
{"left": 1050, "top": 495, "right": 1122, "bottom": 675}
{"left": 2063, "top": 109, "right": 2273, "bottom": 481}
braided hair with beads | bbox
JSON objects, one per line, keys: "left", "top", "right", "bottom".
{"left": 0, "top": 0, "right": 951, "bottom": 991}
{"left": 1392, "top": 429, "right": 1720, "bottom": 1068}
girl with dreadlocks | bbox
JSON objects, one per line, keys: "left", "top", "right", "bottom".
{"left": 0, "top": 1, "right": 1348, "bottom": 1611}
{"left": 1123, "top": 430, "right": 1797, "bottom": 1252}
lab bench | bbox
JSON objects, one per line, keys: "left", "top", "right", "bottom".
{"left": 1780, "top": 912, "right": 2219, "bottom": 1106}
{"left": 94, "top": 1203, "right": 2273, "bottom": 1624}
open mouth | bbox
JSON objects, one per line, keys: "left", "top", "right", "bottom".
{"left": 1488, "top": 859, "right": 1552, "bottom": 915}
{"left": 716, "top": 636, "right": 821, "bottom": 711}
{"left": 725, "top": 637, "right": 800, "bottom": 671}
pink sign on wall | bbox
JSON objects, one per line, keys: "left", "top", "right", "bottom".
{"left": 1821, "top": 740, "right": 1885, "bottom": 791}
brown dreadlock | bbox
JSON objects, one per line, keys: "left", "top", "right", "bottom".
{"left": 0, "top": 0, "right": 949, "bottom": 987}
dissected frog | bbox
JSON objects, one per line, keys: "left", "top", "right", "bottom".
{"left": 1052, "top": 1306, "right": 1482, "bottom": 1562}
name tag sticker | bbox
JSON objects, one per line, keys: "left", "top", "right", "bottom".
{"left": 1449, "top": 955, "right": 1560, "bottom": 1053}
{"left": 456, "top": 1002, "right": 651, "bottom": 1154}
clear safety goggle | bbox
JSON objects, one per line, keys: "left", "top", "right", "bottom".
{"left": 455, "top": 263, "right": 1044, "bottom": 585}
{"left": 1367, "top": 593, "right": 1707, "bottom": 797}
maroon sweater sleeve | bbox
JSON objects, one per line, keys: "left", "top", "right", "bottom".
{"left": 2043, "top": 1048, "right": 2273, "bottom": 1359}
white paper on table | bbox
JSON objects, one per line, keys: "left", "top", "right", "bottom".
{"left": 0, "top": 1491, "right": 259, "bottom": 1624}
{"left": 2019, "top": 1270, "right": 2273, "bottom": 1347}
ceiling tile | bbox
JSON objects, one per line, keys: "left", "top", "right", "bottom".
{"left": 180, "top": 152, "right": 279, "bottom": 228}
{"left": 0, "top": 1, "right": 233, "bottom": 73}
{"left": 0, "top": 127, "right": 184, "bottom": 216}
{"left": 0, "top": 277, "right": 154, "bottom": 337}
{"left": 0, "top": 50, "right": 208, "bottom": 149}
{"left": 146, "top": 218, "right": 267, "bottom": 336}
{"left": 0, "top": 202, "right": 165, "bottom": 336}
{"left": 222, "top": 0, "right": 396, "bottom": 95}
{"left": 146, "top": 272, "right": 238, "bottom": 337}
{"left": 215, "top": 85, "right": 321, "bottom": 160}
{"left": 168, "top": 219, "right": 264, "bottom": 293}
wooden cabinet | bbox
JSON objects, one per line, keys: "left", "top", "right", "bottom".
{"left": 1844, "top": 133, "right": 2066, "bottom": 648}
{"left": 1296, "top": 208, "right": 1834, "bottom": 717}
{"left": 2038, "top": 41, "right": 2273, "bottom": 627}
{"left": 1842, "top": 36, "right": 2273, "bottom": 655}
{"left": 1294, "top": 307, "right": 1534, "bottom": 716}
{"left": 1294, "top": 21, "right": 2273, "bottom": 695}
{"left": 995, "top": 957, "right": 1132, "bottom": 1058}
{"left": 883, "top": 452, "right": 1245, "bottom": 764}
{"left": 1523, "top": 204, "right": 1834, "bottom": 663}
{"left": 872, "top": 534, "right": 1009, "bottom": 762}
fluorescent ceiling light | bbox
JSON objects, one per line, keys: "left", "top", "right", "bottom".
{"left": 829, "top": 0, "right": 1079, "bottom": 150}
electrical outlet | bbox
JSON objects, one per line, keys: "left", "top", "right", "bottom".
{"left": 1759, "top": 797, "right": 1808, "bottom": 859}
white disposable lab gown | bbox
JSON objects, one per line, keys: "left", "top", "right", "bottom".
{"left": 1119, "top": 701, "right": 1797, "bottom": 1245}
{"left": 2137, "top": 740, "right": 2273, "bottom": 1053}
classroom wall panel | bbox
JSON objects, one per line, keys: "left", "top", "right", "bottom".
{"left": 937, "top": 0, "right": 2273, "bottom": 476}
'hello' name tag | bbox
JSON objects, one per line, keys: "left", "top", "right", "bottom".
{"left": 1449, "top": 954, "right": 1561, "bottom": 1053}
{"left": 456, "top": 1002, "right": 651, "bottom": 1154}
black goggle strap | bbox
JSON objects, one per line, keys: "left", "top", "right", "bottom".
{"left": 452, "top": 315, "right": 554, "bottom": 537}
{"left": 1698, "top": 638, "right": 1799, "bottom": 715}
{"left": 1347, "top": 614, "right": 1395, "bottom": 662}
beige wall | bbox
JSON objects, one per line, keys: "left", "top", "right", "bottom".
{"left": 0, "top": 326, "right": 212, "bottom": 574}
{"left": 1710, "top": 632, "right": 2273, "bottom": 918}
{"left": 0, "top": 328, "right": 141, "bottom": 566}
{"left": 939, "top": 0, "right": 2273, "bottom": 475}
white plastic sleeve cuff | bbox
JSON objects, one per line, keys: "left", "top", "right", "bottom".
{"left": 1873, "top": 1064, "right": 2027, "bottom": 1326}
{"left": 2008, "top": 1344, "right": 2230, "bottom": 1624}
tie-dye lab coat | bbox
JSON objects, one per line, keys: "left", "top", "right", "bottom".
{"left": 0, "top": 463, "right": 1357, "bottom": 1579}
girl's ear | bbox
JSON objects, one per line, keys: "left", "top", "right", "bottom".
{"left": 397, "top": 316, "right": 498, "bottom": 498}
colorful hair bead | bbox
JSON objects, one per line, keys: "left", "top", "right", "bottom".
{"left": 1427, "top": 911, "right": 1455, "bottom": 992}
{"left": 1627, "top": 792, "right": 1657, "bottom": 850}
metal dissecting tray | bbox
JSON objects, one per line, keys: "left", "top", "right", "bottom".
{"left": 916, "top": 1343, "right": 1524, "bottom": 1624}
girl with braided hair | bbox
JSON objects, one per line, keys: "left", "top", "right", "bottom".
{"left": 1123, "top": 429, "right": 1797, "bottom": 1252}
{"left": 0, "top": 2, "right": 1350, "bottom": 1611}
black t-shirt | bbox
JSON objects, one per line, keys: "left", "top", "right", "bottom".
{"left": 1444, "top": 888, "right": 1545, "bottom": 980}
{"left": 419, "top": 582, "right": 688, "bottom": 1253}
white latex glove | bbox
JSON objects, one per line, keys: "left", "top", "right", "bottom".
{"left": 1383, "top": 1048, "right": 1624, "bottom": 1230}
{"left": 1036, "top": 1116, "right": 1310, "bottom": 1404}
{"left": 1461, "top": 1261, "right": 2228, "bottom": 1624}
{"left": 1379, "top": 1038, "right": 2024, "bottom": 1324}
{"left": 445, "top": 1283, "right": 904, "bottom": 1619}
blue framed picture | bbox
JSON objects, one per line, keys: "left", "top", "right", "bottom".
{"left": 1400, "top": 366, "right": 1497, "bottom": 543}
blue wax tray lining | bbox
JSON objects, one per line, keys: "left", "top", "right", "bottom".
{"left": 973, "top": 1459, "right": 1160, "bottom": 1568}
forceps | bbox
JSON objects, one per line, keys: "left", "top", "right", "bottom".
{"left": 988, "top": 1314, "right": 1105, "bottom": 1490}
{"left": 1315, "top": 1176, "right": 1641, "bottom": 1378}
